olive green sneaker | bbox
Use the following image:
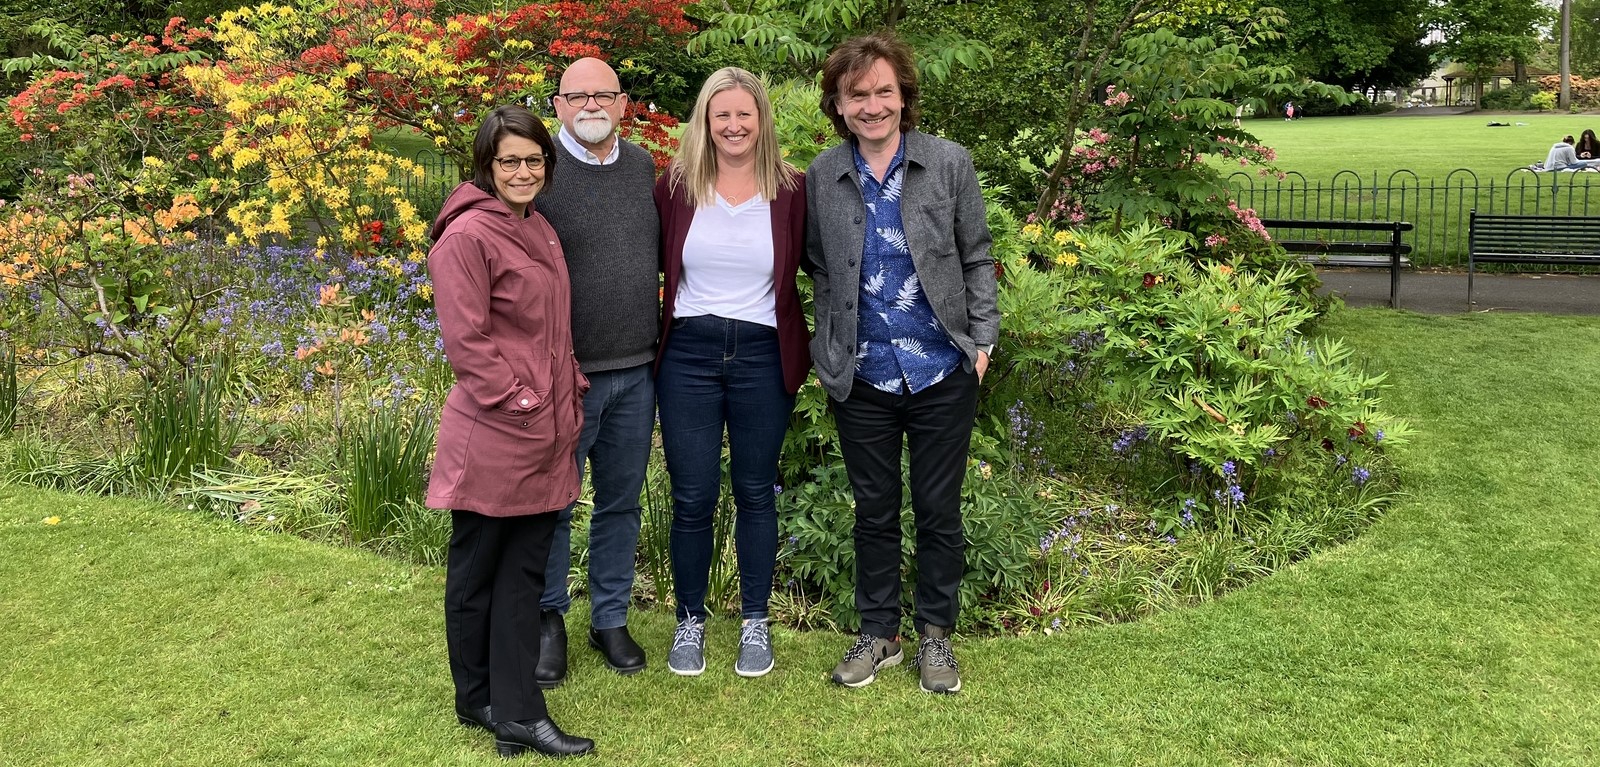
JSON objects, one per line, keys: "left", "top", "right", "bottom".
{"left": 829, "top": 633, "right": 902, "bottom": 688}
{"left": 915, "top": 625, "right": 961, "bottom": 694}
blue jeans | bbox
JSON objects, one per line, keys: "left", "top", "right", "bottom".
{"left": 657, "top": 315, "right": 795, "bottom": 621}
{"left": 541, "top": 363, "right": 654, "bottom": 630}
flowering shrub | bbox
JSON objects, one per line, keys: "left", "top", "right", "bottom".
{"left": 0, "top": 20, "right": 228, "bottom": 376}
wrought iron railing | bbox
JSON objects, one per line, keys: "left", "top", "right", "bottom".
{"left": 1229, "top": 169, "right": 1600, "bottom": 267}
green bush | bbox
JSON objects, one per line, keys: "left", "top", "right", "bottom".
{"left": 1481, "top": 83, "right": 1542, "bottom": 111}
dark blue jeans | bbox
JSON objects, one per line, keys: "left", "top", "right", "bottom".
{"left": 657, "top": 315, "right": 795, "bottom": 621}
{"left": 541, "top": 363, "right": 654, "bottom": 630}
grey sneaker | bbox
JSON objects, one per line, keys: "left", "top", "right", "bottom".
{"left": 734, "top": 618, "right": 774, "bottom": 678}
{"left": 668, "top": 617, "right": 706, "bottom": 676}
{"left": 915, "top": 625, "right": 961, "bottom": 694}
{"left": 830, "top": 633, "right": 902, "bottom": 687}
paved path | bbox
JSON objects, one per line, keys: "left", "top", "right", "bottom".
{"left": 1317, "top": 268, "right": 1600, "bottom": 315}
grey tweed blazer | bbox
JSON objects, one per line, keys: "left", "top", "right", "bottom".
{"left": 804, "top": 129, "right": 999, "bottom": 402}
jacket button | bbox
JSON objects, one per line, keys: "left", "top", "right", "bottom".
{"left": 520, "top": 398, "right": 530, "bottom": 407}
{"left": 854, "top": 217, "right": 862, "bottom": 224}
{"left": 519, "top": 421, "right": 530, "bottom": 428}
{"left": 848, "top": 259, "right": 856, "bottom": 267}
{"left": 845, "top": 301, "right": 853, "bottom": 309}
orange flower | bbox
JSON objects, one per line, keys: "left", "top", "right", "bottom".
{"left": 1217, "top": 264, "right": 1234, "bottom": 276}
{"left": 317, "top": 282, "right": 343, "bottom": 306}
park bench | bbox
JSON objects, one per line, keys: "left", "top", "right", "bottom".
{"left": 1261, "top": 219, "right": 1413, "bottom": 308}
{"left": 1468, "top": 211, "right": 1600, "bottom": 307}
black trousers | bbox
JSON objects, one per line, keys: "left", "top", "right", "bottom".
{"left": 445, "top": 510, "right": 559, "bottom": 723}
{"left": 831, "top": 369, "right": 978, "bottom": 639}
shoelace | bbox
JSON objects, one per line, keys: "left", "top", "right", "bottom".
{"left": 739, "top": 619, "right": 770, "bottom": 648}
{"left": 672, "top": 619, "right": 705, "bottom": 651}
{"left": 841, "top": 633, "right": 879, "bottom": 662}
{"left": 916, "top": 637, "right": 959, "bottom": 670}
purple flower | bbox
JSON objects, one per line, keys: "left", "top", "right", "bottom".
{"left": 1221, "top": 460, "right": 1236, "bottom": 477}
{"left": 1352, "top": 467, "right": 1370, "bottom": 485}
{"left": 1335, "top": 454, "right": 1348, "bottom": 467}
{"left": 1374, "top": 429, "right": 1385, "bottom": 443}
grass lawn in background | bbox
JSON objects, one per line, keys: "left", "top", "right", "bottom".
{"left": 1243, "top": 113, "right": 1600, "bottom": 180}
{"left": 4, "top": 308, "right": 1600, "bottom": 766}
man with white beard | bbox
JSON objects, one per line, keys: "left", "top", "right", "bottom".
{"left": 530, "top": 57, "right": 661, "bottom": 688}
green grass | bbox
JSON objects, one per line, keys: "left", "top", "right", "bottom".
{"left": 1245, "top": 113, "right": 1600, "bottom": 180}
{"left": 5, "top": 308, "right": 1600, "bottom": 765}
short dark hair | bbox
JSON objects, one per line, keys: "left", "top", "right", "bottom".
{"left": 819, "top": 33, "right": 920, "bottom": 140}
{"left": 471, "top": 105, "right": 556, "bottom": 198}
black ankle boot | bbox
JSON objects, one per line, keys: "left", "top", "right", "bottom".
{"left": 455, "top": 704, "right": 493, "bottom": 732}
{"left": 493, "top": 717, "right": 595, "bottom": 758}
{"left": 588, "top": 625, "right": 646, "bottom": 674}
{"left": 535, "top": 610, "right": 567, "bottom": 689}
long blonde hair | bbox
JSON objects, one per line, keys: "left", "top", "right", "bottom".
{"left": 668, "top": 67, "right": 800, "bottom": 209}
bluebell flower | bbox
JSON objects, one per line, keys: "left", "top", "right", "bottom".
{"left": 1221, "top": 460, "right": 1236, "bottom": 477}
{"left": 1352, "top": 467, "right": 1370, "bottom": 485}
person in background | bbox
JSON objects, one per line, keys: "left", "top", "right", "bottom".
{"left": 805, "top": 33, "right": 998, "bottom": 695}
{"left": 1544, "top": 135, "right": 1597, "bottom": 172}
{"left": 426, "top": 105, "right": 594, "bottom": 758}
{"left": 1576, "top": 129, "right": 1600, "bottom": 160}
{"left": 653, "top": 67, "right": 810, "bottom": 678}
{"left": 533, "top": 57, "right": 661, "bottom": 687}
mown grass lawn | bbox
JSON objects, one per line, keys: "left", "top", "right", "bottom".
{"left": 4, "top": 308, "right": 1600, "bottom": 766}
{"left": 1245, "top": 113, "right": 1600, "bottom": 180}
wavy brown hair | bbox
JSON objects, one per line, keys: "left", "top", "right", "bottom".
{"left": 819, "top": 33, "right": 920, "bottom": 140}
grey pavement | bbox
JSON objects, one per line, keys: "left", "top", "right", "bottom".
{"left": 1317, "top": 268, "right": 1600, "bottom": 315}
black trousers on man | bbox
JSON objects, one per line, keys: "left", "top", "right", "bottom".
{"left": 445, "top": 510, "right": 559, "bottom": 723}
{"left": 831, "top": 369, "right": 978, "bottom": 640}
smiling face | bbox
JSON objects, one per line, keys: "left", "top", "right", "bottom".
{"left": 490, "top": 135, "right": 546, "bottom": 217}
{"left": 553, "top": 58, "right": 627, "bottom": 154}
{"left": 707, "top": 87, "right": 760, "bottom": 166}
{"left": 840, "top": 57, "right": 903, "bottom": 150}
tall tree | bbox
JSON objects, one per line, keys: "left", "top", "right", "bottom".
{"left": 1430, "top": 0, "right": 1551, "bottom": 102}
{"left": 1573, "top": 0, "right": 1600, "bottom": 77}
{"left": 1256, "top": 0, "right": 1433, "bottom": 92}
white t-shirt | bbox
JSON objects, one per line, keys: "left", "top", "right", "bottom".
{"left": 674, "top": 195, "right": 777, "bottom": 328}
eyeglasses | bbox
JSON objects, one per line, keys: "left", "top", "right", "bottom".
{"left": 494, "top": 155, "right": 547, "bottom": 172}
{"left": 557, "top": 91, "right": 621, "bottom": 108}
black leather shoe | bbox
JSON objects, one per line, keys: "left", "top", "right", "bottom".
{"left": 588, "top": 625, "right": 646, "bottom": 674}
{"left": 493, "top": 717, "right": 595, "bottom": 758}
{"left": 536, "top": 610, "right": 568, "bottom": 689}
{"left": 455, "top": 704, "right": 493, "bottom": 732}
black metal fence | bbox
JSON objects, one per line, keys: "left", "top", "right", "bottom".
{"left": 394, "top": 153, "right": 1600, "bottom": 269}
{"left": 1228, "top": 169, "right": 1600, "bottom": 267}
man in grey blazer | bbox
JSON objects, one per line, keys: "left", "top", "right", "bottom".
{"left": 805, "top": 33, "right": 999, "bottom": 695}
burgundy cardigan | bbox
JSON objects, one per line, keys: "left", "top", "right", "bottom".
{"left": 653, "top": 172, "right": 812, "bottom": 394}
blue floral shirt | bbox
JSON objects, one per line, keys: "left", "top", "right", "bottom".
{"left": 851, "top": 138, "right": 962, "bottom": 394}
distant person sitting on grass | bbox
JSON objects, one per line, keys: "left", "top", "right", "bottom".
{"left": 1542, "top": 135, "right": 1598, "bottom": 172}
{"left": 1577, "top": 129, "right": 1600, "bottom": 160}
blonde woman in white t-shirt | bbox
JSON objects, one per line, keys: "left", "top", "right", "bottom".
{"left": 652, "top": 67, "right": 810, "bottom": 679}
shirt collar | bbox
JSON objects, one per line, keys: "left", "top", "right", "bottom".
{"left": 849, "top": 133, "right": 907, "bottom": 185}
{"left": 558, "top": 126, "right": 620, "bottom": 166}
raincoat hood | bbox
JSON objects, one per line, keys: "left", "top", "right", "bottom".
{"left": 430, "top": 181, "right": 514, "bottom": 242}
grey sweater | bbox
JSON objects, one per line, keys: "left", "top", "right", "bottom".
{"left": 536, "top": 140, "right": 661, "bottom": 373}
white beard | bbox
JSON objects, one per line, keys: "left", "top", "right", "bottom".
{"left": 572, "top": 109, "right": 615, "bottom": 144}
